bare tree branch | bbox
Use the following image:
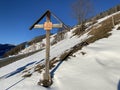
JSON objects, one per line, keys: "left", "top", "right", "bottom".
{"left": 71, "top": 0, "right": 93, "bottom": 24}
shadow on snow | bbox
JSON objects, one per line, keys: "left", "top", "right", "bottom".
{"left": 50, "top": 60, "right": 64, "bottom": 78}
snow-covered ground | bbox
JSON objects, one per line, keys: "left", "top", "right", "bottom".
{"left": 53, "top": 24, "right": 120, "bottom": 90}
{"left": 0, "top": 27, "right": 90, "bottom": 90}
{"left": 0, "top": 12, "right": 120, "bottom": 90}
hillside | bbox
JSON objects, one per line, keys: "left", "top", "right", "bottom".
{"left": 3, "top": 35, "right": 46, "bottom": 57}
{"left": 54, "top": 24, "right": 120, "bottom": 90}
{"left": 0, "top": 8, "right": 120, "bottom": 90}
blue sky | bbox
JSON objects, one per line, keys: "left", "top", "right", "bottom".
{"left": 0, "top": 0, "right": 119, "bottom": 45}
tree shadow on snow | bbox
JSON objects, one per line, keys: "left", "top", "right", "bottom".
{"left": 0, "top": 59, "right": 45, "bottom": 79}
{"left": 0, "top": 61, "right": 36, "bottom": 79}
{"left": 118, "top": 80, "right": 120, "bottom": 90}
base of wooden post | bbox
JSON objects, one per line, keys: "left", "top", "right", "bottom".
{"left": 38, "top": 73, "right": 53, "bottom": 87}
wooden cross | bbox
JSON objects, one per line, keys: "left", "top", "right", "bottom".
{"left": 29, "top": 10, "right": 62, "bottom": 87}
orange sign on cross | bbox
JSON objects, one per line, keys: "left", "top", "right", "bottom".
{"left": 44, "top": 22, "right": 53, "bottom": 30}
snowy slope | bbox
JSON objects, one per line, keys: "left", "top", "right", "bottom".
{"left": 0, "top": 11, "right": 120, "bottom": 90}
{"left": 0, "top": 28, "right": 90, "bottom": 90}
{"left": 0, "top": 23, "right": 119, "bottom": 90}
{"left": 98, "top": 11, "right": 120, "bottom": 23}
{"left": 53, "top": 24, "right": 120, "bottom": 90}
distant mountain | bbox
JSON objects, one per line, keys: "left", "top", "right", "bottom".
{"left": 0, "top": 44, "right": 16, "bottom": 58}
{"left": 3, "top": 34, "right": 47, "bottom": 57}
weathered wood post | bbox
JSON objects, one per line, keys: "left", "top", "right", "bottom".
{"left": 29, "top": 10, "right": 62, "bottom": 87}
{"left": 42, "top": 11, "right": 52, "bottom": 87}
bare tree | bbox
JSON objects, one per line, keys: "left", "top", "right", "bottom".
{"left": 72, "top": 0, "right": 93, "bottom": 25}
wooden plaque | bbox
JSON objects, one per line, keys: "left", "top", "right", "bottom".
{"left": 44, "top": 22, "right": 53, "bottom": 30}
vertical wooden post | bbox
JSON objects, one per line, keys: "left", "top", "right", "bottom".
{"left": 45, "top": 30, "right": 50, "bottom": 80}
{"left": 45, "top": 11, "right": 50, "bottom": 80}
{"left": 42, "top": 11, "right": 52, "bottom": 87}
{"left": 45, "top": 10, "right": 50, "bottom": 80}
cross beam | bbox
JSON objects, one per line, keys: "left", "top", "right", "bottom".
{"left": 34, "top": 24, "right": 63, "bottom": 29}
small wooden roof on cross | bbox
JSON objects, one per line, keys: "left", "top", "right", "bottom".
{"left": 29, "top": 10, "right": 51, "bottom": 30}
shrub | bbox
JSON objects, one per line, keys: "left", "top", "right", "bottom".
{"left": 117, "top": 27, "right": 120, "bottom": 30}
